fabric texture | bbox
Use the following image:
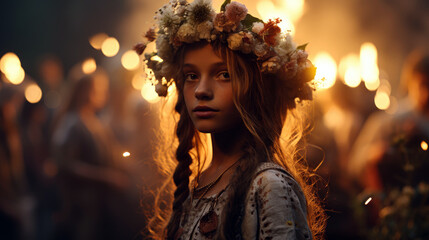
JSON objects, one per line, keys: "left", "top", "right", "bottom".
{"left": 178, "top": 162, "right": 312, "bottom": 240}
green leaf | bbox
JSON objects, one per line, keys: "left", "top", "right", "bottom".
{"left": 220, "top": 0, "right": 231, "bottom": 12}
{"left": 241, "top": 13, "right": 264, "bottom": 31}
{"left": 297, "top": 43, "right": 308, "bottom": 51}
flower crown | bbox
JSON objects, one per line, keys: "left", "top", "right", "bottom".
{"left": 135, "top": 0, "right": 316, "bottom": 108}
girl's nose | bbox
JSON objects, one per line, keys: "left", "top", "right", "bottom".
{"left": 195, "top": 76, "right": 213, "bottom": 100}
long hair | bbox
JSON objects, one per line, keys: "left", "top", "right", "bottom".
{"left": 147, "top": 40, "right": 326, "bottom": 239}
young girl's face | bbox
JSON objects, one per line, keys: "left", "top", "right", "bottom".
{"left": 182, "top": 44, "right": 242, "bottom": 133}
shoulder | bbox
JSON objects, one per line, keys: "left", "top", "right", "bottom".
{"left": 251, "top": 162, "right": 306, "bottom": 209}
{"left": 242, "top": 162, "right": 312, "bottom": 239}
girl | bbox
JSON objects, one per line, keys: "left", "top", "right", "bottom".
{"left": 135, "top": 0, "right": 326, "bottom": 239}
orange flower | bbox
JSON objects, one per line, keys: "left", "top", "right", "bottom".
{"left": 260, "top": 18, "right": 282, "bottom": 46}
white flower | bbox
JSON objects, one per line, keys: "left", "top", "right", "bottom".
{"left": 158, "top": 5, "right": 181, "bottom": 33}
{"left": 176, "top": 23, "right": 198, "bottom": 43}
{"left": 253, "top": 42, "right": 268, "bottom": 58}
{"left": 275, "top": 34, "right": 296, "bottom": 60}
{"left": 252, "top": 22, "right": 264, "bottom": 34}
{"left": 187, "top": 0, "right": 215, "bottom": 24}
{"left": 197, "top": 21, "right": 213, "bottom": 40}
{"left": 227, "top": 33, "right": 243, "bottom": 51}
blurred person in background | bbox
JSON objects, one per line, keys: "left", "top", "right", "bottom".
{"left": 348, "top": 50, "right": 429, "bottom": 239}
{"left": 0, "top": 85, "right": 34, "bottom": 239}
{"left": 19, "top": 99, "right": 59, "bottom": 240}
{"left": 51, "top": 70, "right": 131, "bottom": 240}
{"left": 349, "top": 50, "right": 429, "bottom": 192}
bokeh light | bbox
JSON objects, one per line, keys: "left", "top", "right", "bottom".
{"left": 141, "top": 80, "right": 160, "bottom": 103}
{"left": 25, "top": 83, "right": 43, "bottom": 103}
{"left": 89, "top": 33, "right": 109, "bottom": 50}
{"left": 132, "top": 73, "right": 145, "bottom": 90}
{"left": 421, "top": 141, "right": 428, "bottom": 151}
{"left": 256, "top": 0, "right": 297, "bottom": 34}
{"left": 360, "top": 42, "right": 379, "bottom": 86}
{"left": 101, "top": 37, "right": 120, "bottom": 57}
{"left": 1, "top": 52, "right": 25, "bottom": 85}
{"left": 313, "top": 52, "right": 337, "bottom": 90}
{"left": 82, "top": 58, "right": 97, "bottom": 74}
{"left": 374, "top": 90, "right": 390, "bottom": 110}
{"left": 121, "top": 50, "right": 140, "bottom": 70}
{"left": 365, "top": 78, "right": 380, "bottom": 91}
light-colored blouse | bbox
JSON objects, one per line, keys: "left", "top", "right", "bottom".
{"left": 178, "top": 162, "right": 312, "bottom": 240}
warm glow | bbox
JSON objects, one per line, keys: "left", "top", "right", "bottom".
{"left": 5, "top": 66, "right": 25, "bottom": 85}
{"left": 344, "top": 66, "right": 361, "bottom": 88}
{"left": 150, "top": 55, "right": 163, "bottom": 63}
{"left": 323, "top": 106, "right": 344, "bottom": 130}
{"left": 1, "top": 52, "right": 21, "bottom": 73}
{"left": 25, "top": 83, "right": 43, "bottom": 103}
{"left": 256, "top": 0, "right": 296, "bottom": 35}
{"left": 281, "top": 0, "right": 305, "bottom": 22}
{"left": 365, "top": 78, "right": 380, "bottom": 91}
{"left": 121, "top": 50, "right": 140, "bottom": 70}
{"left": 365, "top": 197, "right": 372, "bottom": 205}
{"left": 101, "top": 37, "right": 120, "bottom": 57}
{"left": 339, "top": 54, "right": 361, "bottom": 87}
{"left": 360, "top": 42, "right": 379, "bottom": 84}
{"left": 132, "top": 73, "right": 145, "bottom": 90}
{"left": 82, "top": 58, "right": 97, "bottom": 74}
{"left": 421, "top": 141, "right": 428, "bottom": 151}
{"left": 141, "top": 80, "right": 160, "bottom": 103}
{"left": 386, "top": 96, "right": 398, "bottom": 115}
{"left": 1, "top": 52, "right": 25, "bottom": 85}
{"left": 313, "top": 52, "right": 337, "bottom": 90}
{"left": 89, "top": 33, "right": 109, "bottom": 50}
{"left": 122, "top": 151, "right": 131, "bottom": 157}
{"left": 374, "top": 90, "right": 390, "bottom": 110}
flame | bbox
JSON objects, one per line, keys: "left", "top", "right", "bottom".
{"left": 313, "top": 52, "right": 337, "bottom": 90}
{"left": 82, "top": 58, "right": 97, "bottom": 74}
{"left": 122, "top": 151, "right": 131, "bottom": 157}
{"left": 374, "top": 90, "right": 390, "bottom": 110}
{"left": 101, "top": 37, "right": 120, "bottom": 57}
{"left": 421, "top": 141, "right": 428, "bottom": 151}
{"left": 141, "top": 80, "right": 160, "bottom": 103}
{"left": 89, "top": 33, "right": 109, "bottom": 50}
{"left": 25, "top": 83, "right": 43, "bottom": 103}
{"left": 360, "top": 42, "right": 379, "bottom": 87}
{"left": 121, "top": 50, "right": 140, "bottom": 70}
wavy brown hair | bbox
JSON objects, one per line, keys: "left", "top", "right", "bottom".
{"left": 147, "top": 40, "right": 326, "bottom": 239}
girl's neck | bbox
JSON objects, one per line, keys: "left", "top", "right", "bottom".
{"left": 210, "top": 125, "right": 246, "bottom": 168}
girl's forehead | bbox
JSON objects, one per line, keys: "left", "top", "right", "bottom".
{"left": 183, "top": 44, "right": 225, "bottom": 66}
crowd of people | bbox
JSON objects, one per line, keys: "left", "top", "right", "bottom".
{"left": 1, "top": 45, "right": 428, "bottom": 240}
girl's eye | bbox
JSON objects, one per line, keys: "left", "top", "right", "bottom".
{"left": 184, "top": 73, "right": 198, "bottom": 82}
{"left": 217, "top": 71, "right": 230, "bottom": 81}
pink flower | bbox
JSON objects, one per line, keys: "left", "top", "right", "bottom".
{"left": 213, "top": 12, "right": 237, "bottom": 32}
{"left": 225, "top": 1, "right": 248, "bottom": 23}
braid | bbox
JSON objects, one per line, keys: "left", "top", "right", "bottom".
{"left": 165, "top": 98, "right": 194, "bottom": 239}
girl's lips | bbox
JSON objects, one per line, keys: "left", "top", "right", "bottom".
{"left": 193, "top": 106, "right": 219, "bottom": 118}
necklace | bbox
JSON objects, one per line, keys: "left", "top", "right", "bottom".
{"left": 192, "top": 159, "right": 240, "bottom": 207}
